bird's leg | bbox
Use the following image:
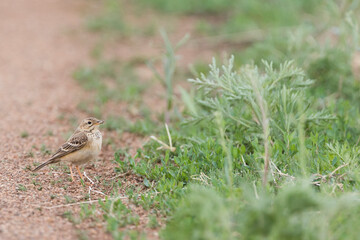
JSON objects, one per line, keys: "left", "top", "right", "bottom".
{"left": 76, "top": 166, "right": 85, "bottom": 183}
{"left": 69, "top": 165, "right": 75, "bottom": 182}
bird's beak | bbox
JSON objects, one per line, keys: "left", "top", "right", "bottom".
{"left": 96, "top": 119, "right": 104, "bottom": 125}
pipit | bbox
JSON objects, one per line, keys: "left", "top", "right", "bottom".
{"left": 33, "top": 117, "right": 104, "bottom": 183}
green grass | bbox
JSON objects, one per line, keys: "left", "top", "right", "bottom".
{"left": 112, "top": 56, "right": 360, "bottom": 239}
{"left": 111, "top": 52, "right": 360, "bottom": 238}
{"left": 104, "top": 115, "right": 159, "bottom": 136}
{"left": 75, "top": 0, "right": 360, "bottom": 238}
{"left": 73, "top": 60, "right": 146, "bottom": 104}
{"left": 224, "top": 0, "right": 323, "bottom": 32}
{"left": 135, "top": 0, "right": 324, "bottom": 36}
{"left": 163, "top": 183, "right": 360, "bottom": 240}
{"left": 16, "top": 184, "right": 27, "bottom": 192}
{"left": 87, "top": 0, "right": 127, "bottom": 34}
{"left": 99, "top": 197, "right": 141, "bottom": 239}
{"left": 20, "top": 131, "right": 29, "bottom": 138}
{"left": 40, "top": 144, "right": 52, "bottom": 156}
{"left": 147, "top": 29, "right": 189, "bottom": 123}
{"left": 135, "top": 0, "right": 235, "bottom": 14}
{"left": 62, "top": 211, "right": 81, "bottom": 225}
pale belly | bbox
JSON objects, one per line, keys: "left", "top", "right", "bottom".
{"left": 61, "top": 131, "right": 102, "bottom": 166}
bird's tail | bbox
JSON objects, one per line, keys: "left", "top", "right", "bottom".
{"left": 32, "top": 158, "right": 59, "bottom": 172}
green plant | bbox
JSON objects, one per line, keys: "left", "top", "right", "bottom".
{"left": 110, "top": 54, "right": 360, "bottom": 238}
{"left": 62, "top": 211, "right": 81, "bottom": 225}
{"left": 224, "top": 0, "right": 323, "bottom": 33}
{"left": 74, "top": 60, "right": 145, "bottom": 104}
{"left": 20, "top": 131, "right": 29, "bottom": 138}
{"left": 100, "top": 197, "right": 140, "bottom": 237}
{"left": 163, "top": 182, "right": 360, "bottom": 240}
{"left": 148, "top": 30, "right": 189, "bottom": 123}
{"left": 147, "top": 214, "right": 160, "bottom": 229}
{"left": 164, "top": 185, "right": 231, "bottom": 240}
{"left": 17, "top": 184, "right": 27, "bottom": 192}
{"left": 40, "top": 144, "right": 51, "bottom": 156}
{"left": 64, "top": 195, "right": 75, "bottom": 204}
{"left": 74, "top": 0, "right": 360, "bottom": 238}
{"left": 80, "top": 204, "right": 96, "bottom": 220}
{"left": 188, "top": 57, "right": 333, "bottom": 181}
{"left": 26, "top": 151, "right": 34, "bottom": 158}
{"left": 136, "top": 0, "right": 235, "bottom": 14}
{"left": 87, "top": 0, "right": 127, "bottom": 34}
{"left": 77, "top": 230, "right": 89, "bottom": 240}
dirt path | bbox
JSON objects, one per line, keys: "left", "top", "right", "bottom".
{"left": 0, "top": 0, "right": 235, "bottom": 238}
{"left": 0, "top": 0, "right": 114, "bottom": 239}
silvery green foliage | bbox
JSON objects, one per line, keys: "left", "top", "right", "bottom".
{"left": 188, "top": 56, "right": 334, "bottom": 137}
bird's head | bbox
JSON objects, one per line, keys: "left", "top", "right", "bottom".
{"left": 78, "top": 117, "right": 104, "bottom": 132}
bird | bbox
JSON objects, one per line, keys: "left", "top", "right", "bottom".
{"left": 32, "top": 117, "right": 104, "bottom": 183}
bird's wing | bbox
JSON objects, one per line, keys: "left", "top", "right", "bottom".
{"left": 32, "top": 131, "right": 88, "bottom": 172}
{"left": 50, "top": 131, "right": 88, "bottom": 160}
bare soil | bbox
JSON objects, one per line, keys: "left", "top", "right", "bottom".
{"left": 0, "top": 0, "right": 124, "bottom": 239}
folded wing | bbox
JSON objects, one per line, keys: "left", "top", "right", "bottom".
{"left": 32, "top": 132, "right": 88, "bottom": 171}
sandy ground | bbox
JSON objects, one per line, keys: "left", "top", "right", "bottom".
{"left": 0, "top": 0, "right": 116, "bottom": 239}
{"left": 0, "top": 0, "right": 236, "bottom": 239}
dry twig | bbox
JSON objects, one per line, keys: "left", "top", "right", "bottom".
{"left": 150, "top": 123, "right": 176, "bottom": 152}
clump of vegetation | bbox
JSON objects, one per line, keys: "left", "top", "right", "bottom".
{"left": 99, "top": 197, "right": 141, "bottom": 239}
{"left": 108, "top": 55, "right": 360, "bottom": 237}
{"left": 40, "top": 144, "right": 51, "bottom": 156}
{"left": 16, "top": 184, "right": 27, "bottom": 192}
{"left": 73, "top": 60, "right": 146, "bottom": 104}
{"left": 308, "top": 49, "right": 353, "bottom": 96}
{"left": 224, "top": 0, "right": 323, "bottom": 32}
{"left": 20, "top": 131, "right": 29, "bottom": 138}
{"left": 163, "top": 185, "right": 232, "bottom": 240}
{"left": 148, "top": 30, "right": 189, "bottom": 123}
{"left": 164, "top": 183, "right": 360, "bottom": 240}
{"left": 104, "top": 115, "right": 158, "bottom": 135}
{"left": 87, "top": 0, "right": 127, "bottom": 34}
{"left": 74, "top": 0, "right": 360, "bottom": 238}
{"left": 136, "top": 0, "right": 235, "bottom": 14}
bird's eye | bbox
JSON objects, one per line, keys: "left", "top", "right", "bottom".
{"left": 87, "top": 121, "right": 92, "bottom": 125}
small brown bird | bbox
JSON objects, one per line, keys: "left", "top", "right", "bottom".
{"left": 33, "top": 117, "right": 104, "bottom": 183}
